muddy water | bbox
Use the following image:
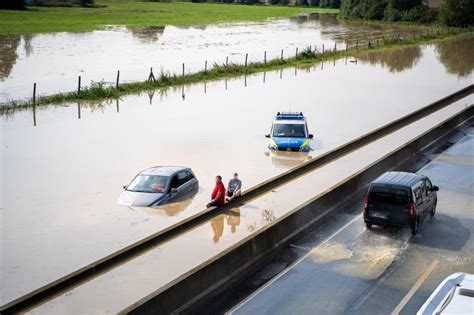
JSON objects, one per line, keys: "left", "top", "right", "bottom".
{"left": 1, "top": 38, "right": 473, "bottom": 305}
{"left": 0, "top": 14, "right": 429, "bottom": 102}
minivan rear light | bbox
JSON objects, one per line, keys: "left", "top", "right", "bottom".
{"left": 409, "top": 202, "right": 415, "bottom": 224}
{"left": 364, "top": 196, "right": 368, "bottom": 219}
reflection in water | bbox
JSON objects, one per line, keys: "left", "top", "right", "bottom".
{"left": 0, "top": 35, "right": 34, "bottom": 80}
{"left": 436, "top": 38, "right": 474, "bottom": 78}
{"left": 211, "top": 214, "right": 225, "bottom": 243}
{"left": 126, "top": 26, "right": 165, "bottom": 43}
{"left": 358, "top": 46, "right": 422, "bottom": 73}
{"left": 0, "top": 36, "right": 21, "bottom": 80}
{"left": 265, "top": 151, "right": 312, "bottom": 170}
{"left": 210, "top": 208, "right": 241, "bottom": 243}
{"left": 226, "top": 208, "right": 241, "bottom": 233}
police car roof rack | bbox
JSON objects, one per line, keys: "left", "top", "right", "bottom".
{"left": 275, "top": 111, "right": 304, "bottom": 120}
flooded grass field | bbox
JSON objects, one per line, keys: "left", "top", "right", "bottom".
{"left": 1, "top": 34, "right": 473, "bottom": 305}
{"left": 0, "top": 14, "right": 437, "bottom": 102}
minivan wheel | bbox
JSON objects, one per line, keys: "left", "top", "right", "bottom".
{"left": 366, "top": 222, "right": 372, "bottom": 229}
{"left": 430, "top": 203, "right": 436, "bottom": 217}
{"left": 411, "top": 217, "right": 419, "bottom": 235}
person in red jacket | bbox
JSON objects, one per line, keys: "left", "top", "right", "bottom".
{"left": 207, "top": 175, "right": 226, "bottom": 208}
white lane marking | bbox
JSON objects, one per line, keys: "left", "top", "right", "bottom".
{"left": 390, "top": 259, "right": 440, "bottom": 315}
{"left": 227, "top": 214, "right": 362, "bottom": 314}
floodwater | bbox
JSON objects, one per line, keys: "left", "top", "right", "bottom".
{"left": 0, "top": 13, "right": 432, "bottom": 102}
{"left": 1, "top": 36, "right": 474, "bottom": 306}
{"left": 27, "top": 97, "right": 473, "bottom": 314}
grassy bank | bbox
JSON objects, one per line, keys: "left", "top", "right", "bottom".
{"left": 0, "top": 2, "right": 337, "bottom": 35}
{"left": 1, "top": 29, "right": 472, "bottom": 112}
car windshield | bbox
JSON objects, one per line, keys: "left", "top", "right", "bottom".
{"left": 127, "top": 175, "right": 168, "bottom": 193}
{"left": 272, "top": 124, "right": 306, "bottom": 138}
{"left": 370, "top": 186, "right": 409, "bottom": 206}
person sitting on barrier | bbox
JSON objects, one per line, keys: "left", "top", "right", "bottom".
{"left": 226, "top": 173, "right": 242, "bottom": 201}
{"left": 207, "top": 175, "right": 226, "bottom": 208}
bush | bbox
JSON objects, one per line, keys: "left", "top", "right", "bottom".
{"left": 418, "top": 7, "right": 438, "bottom": 24}
{"left": 320, "top": 0, "right": 340, "bottom": 8}
{"left": 0, "top": 0, "right": 26, "bottom": 9}
{"left": 439, "top": 0, "right": 474, "bottom": 27}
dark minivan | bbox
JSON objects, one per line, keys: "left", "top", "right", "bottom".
{"left": 364, "top": 171, "right": 439, "bottom": 235}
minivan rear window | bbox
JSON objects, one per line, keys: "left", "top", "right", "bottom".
{"left": 369, "top": 186, "right": 409, "bottom": 206}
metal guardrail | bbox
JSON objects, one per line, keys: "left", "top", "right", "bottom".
{"left": 1, "top": 84, "right": 472, "bottom": 314}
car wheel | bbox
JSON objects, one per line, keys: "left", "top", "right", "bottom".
{"left": 366, "top": 222, "right": 372, "bottom": 229}
{"left": 430, "top": 203, "right": 436, "bottom": 217}
{"left": 411, "top": 217, "right": 419, "bottom": 235}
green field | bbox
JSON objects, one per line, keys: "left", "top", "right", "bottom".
{"left": 0, "top": 2, "right": 338, "bottom": 35}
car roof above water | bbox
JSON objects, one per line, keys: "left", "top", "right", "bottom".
{"left": 371, "top": 171, "right": 426, "bottom": 188}
{"left": 140, "top": 166, "right": 189, "bottom": 176}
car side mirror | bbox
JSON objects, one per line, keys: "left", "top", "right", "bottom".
{"left": 308, "top": 134, "right": 314, "bottom": 139}
{"left": 431, "top": 186, "right": 439, "bottom": 192}
{"left": 265, "top": 134, "right": 270, "bottom": 138}
{"left": 170, "top": 188, "right": 178, "bottom": 194}
{"left": 123, "top": 185, "right": 128, "bottom": 190}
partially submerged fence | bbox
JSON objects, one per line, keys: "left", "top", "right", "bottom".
{"left": 20, "top": 27, "right": 459, "bottom": 114}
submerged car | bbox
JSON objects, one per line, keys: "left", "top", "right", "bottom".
{"left": 265, "top": 112, "right": 313, "bottom": 152}
{"left": 118, "top": 166, "right": 198, "bottom": 207}
{"left": 364, "top": 171, "right": 439, "bottom": 235}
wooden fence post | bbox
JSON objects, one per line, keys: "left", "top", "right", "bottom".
{"left": 148, "top": 67, "right": 156, "bottom": 82}
{"left": 32, "top": 83, "right": 36, "bottom": 126}
{"left": 295, "top": 47, "right": 298, "bottom": 57}
{"left": 322, "top": 43, "right": 325, "bottom": 56}
{"left": 356, "top": 40, "right": 358, "bottom": 52}
{"left": 226, "top": 56, "right": 228, "bottom": 66}
{"left": 334, "top": 42, "right": 336, "bottom": 52}
{"left": 116, "top": 70, "right": 120, "bottom": 89}
{"left": 281, "top": 49, "right": 284, "bottom": 60}
{"left": 182, "top": 63, "right": 185, "bottom": 76}
{"left": 205, "top": 60, "right": 208, "bottom": 73}
{"left": 245, "top": 53, "right": 248, "bottom": 67}
{"left": 264, "top": 51, "right": 267, "bottom": 64}
{"left": 346, "top": 40, "right": 348, "bottom": 52}
{"left": 77, "top": 76, "right": 81, "bottom": 95}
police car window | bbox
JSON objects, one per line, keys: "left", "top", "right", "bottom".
{"left": 272, "top": 124, "right": 306, "bottom": 138}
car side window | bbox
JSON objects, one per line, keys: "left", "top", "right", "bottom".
{"left": 425, "top": 179, "right": 433, "bottom": 196}
{"left": 169, "top": 176, "right": 179, "bottom": 190}
{"left": 177, "top": 171, "right": 194, "bottom": 187}
{"left": 414, "top": 186, "right": 423, "bottom": 205}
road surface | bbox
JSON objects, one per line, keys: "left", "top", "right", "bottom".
{"left": 231, "top": 127, "right": 474, "bottom": 315}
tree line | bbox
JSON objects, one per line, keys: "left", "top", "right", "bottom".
{"left": 340, "top": 0, "right": 474, "bottom": 27}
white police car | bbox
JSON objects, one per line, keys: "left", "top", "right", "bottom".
{"left": 265, "top": 112, "right": 314, "bottom": 152}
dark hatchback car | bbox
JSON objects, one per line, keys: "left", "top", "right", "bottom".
{"left": 364, "top": 171, "right": 439, "bottom": 235}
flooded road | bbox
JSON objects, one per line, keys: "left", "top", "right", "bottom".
{"left": 1, "top": 38, "right": 474, "bottom": 305}
{"left": 0, "top": 14, "right": 432, "bottom": 102}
